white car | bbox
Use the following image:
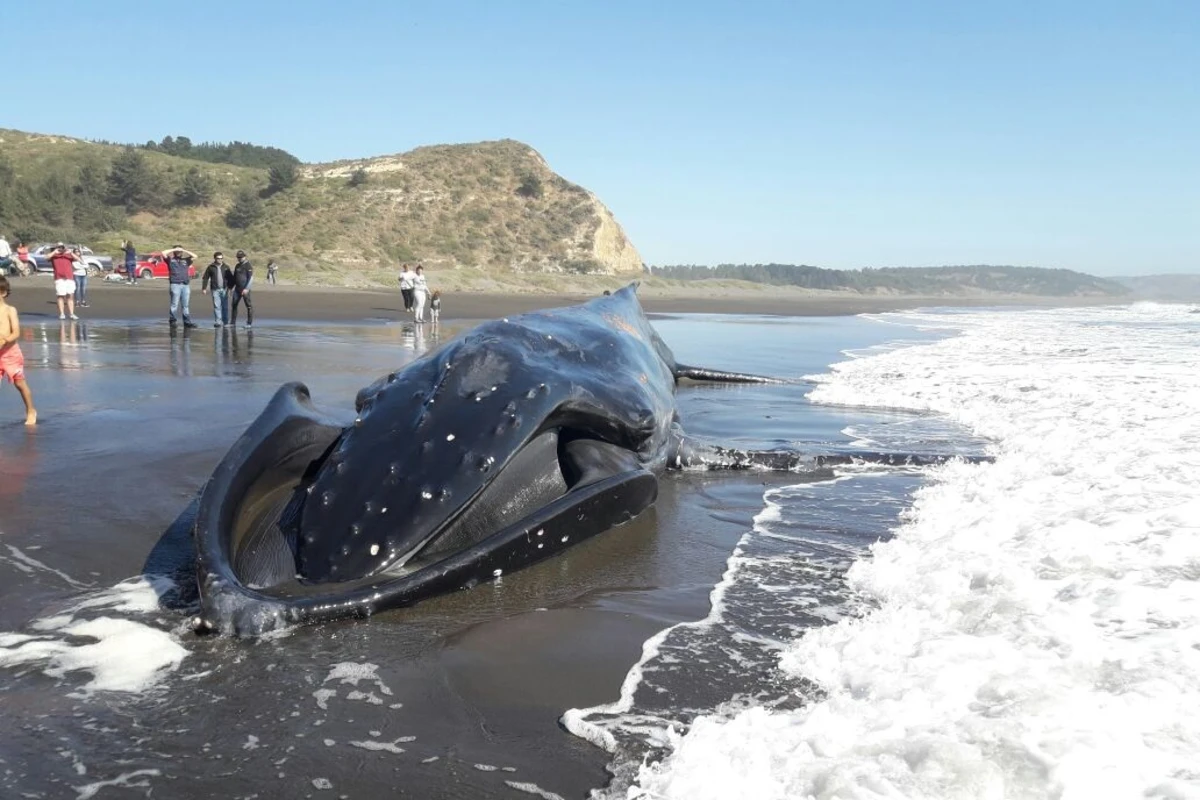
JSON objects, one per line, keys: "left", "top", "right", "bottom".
{"left": 29, "top": 244, "right": 114, "bottom": 276}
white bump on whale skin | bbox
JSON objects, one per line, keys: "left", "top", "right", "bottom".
{"left": 492, "top": 569, "right": 503, "bottom": 577}
{"left": 561, "top": 536, "right": 569, "bottom": 543}
{"left": 536, "top": 529, "right": 544, "bottom": 537}
{"left": 421, "top": 491, "right": 433, "bottom": 500}
{"left": 370, "top": 544, "right": 380, "bottom": 556}
{"left": 446, "top": 433, "right": 455, "bottom": 442}
{"left": 537, "top": 543, "right": 544, "bottom": 549}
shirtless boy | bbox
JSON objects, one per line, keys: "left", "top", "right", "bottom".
{"left": 0, "top": 276, "right": 37, "bottom": 425}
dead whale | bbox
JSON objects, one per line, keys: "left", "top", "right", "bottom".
{"left": 191, "top": 284, "right": 972, "bottom": 636}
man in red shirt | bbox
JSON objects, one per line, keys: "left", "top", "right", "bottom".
{"left": 48, "top": 243, "right": 80, "bottom": 320}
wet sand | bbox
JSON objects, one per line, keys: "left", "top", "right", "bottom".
{"left": 6, "top": 274, "right": 1114, "bottom": 324}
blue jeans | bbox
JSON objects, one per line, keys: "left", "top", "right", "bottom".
{"left": 169, "top": 282, "right": 192, "bottom": 323}
{"left": 210, "top": 289, "right": 229, "bottom": 324}
{"left": 74, "top": 274, "right": 88, "bottom": 304}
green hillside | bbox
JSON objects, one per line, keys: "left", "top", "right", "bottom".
{"left": 0, "top": 128, "right": 643, "bottom": 286}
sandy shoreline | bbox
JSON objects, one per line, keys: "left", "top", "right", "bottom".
{"left": 6, "top": 275, "right": 1121, "bottom": 323}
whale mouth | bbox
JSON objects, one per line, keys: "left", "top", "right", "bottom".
{"left": 192, "top": 382, "right": 657, "bottom": 636}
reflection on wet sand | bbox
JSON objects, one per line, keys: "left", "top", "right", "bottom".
{"left": 0, "top": 429, "right": 36, "bottom": 499}
{"left": 402, "top": 320, "right": 440, "bottom": 355}
{"left": 57, "top": 321, "right": 89, "bottom": 371}
{"left": 168, "top": 325, "right": 192, "bottom": 376}
{"left": 207, "top": 326, "right": 254, "bottom": 377}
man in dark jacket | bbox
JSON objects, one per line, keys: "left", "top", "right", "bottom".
{"left": 164, "top": 245, "right": 198, "bottom": 328}
{"left": 230, "top": 250, "right": 254, "bottom": 328}
{"left": 200, "top": 252, "right": 233, "bottom": 327}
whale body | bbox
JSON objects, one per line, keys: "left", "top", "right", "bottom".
{"left": 191, "top": 284, "right": 974, "bottom": 636}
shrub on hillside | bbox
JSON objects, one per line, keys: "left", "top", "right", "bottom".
{"left": 515, "top": 174, "right": 543, "bottom": 199}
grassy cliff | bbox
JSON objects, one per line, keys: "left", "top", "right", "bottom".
{"left": 0, "top": 129, "right": 643, "bottom": 287}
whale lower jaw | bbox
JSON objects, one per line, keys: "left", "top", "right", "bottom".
{"left": 192, "top": 382, "right": 658, "bottom": 637}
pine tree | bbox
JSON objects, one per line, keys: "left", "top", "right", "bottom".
{"left": 106, "top": 147, "right": 163, "bottom": 212}
{"left": 266, "top": 162, "right": 298, "bottom": 195}
{"left": 225, "top": 188, "right": 263, "bottom": 229}
{"left": 175, "top": 167, "right": 215, "bottom": 206}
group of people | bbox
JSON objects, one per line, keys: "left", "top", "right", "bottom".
{"left": 0, "top": 243, "right": 265, "bottom": 425}
{"left": 164, "top": 247, "right": 258, "bottom": 328}
{"left": 117, "top": 241, "right": 266, "bottom": 328}
{"left": 0, "top": 243, "right": 448, "bottom": 427}
{"left": 397, "top": 263, "right": 440, "bottom": 323}
{"left": 200, "top": 249, "right": 258, "bottom": 328}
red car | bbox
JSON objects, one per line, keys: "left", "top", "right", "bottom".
{"left": 116, "top": 252, "right": 198, "bottom": 281}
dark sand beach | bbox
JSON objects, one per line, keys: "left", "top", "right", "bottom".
{"left": 0, "top": 282, "right": 1014, "bottom": 798}
{"left": 5, "top": 274, "right": 1113, "bottom": 324}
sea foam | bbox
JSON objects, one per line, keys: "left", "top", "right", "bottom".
{"left": 624, "top": 304, "right": 1200, "bottom": 799}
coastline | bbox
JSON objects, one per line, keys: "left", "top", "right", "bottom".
{"left": 8, "top": 277, "right": 1126, "bottom": 323}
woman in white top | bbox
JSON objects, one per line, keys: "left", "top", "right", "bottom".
{"left": 397, "top": 264, "right": 416, "bottom": 313}
{"left": 72, "top": 247, "right": 90, "bottom": 308}
{"left": 411, "top": 265, "right": 429, "bottom": 322}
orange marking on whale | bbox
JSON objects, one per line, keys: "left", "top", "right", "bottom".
{"left": 601, "top": 312, "right": 642, "bottom": 339}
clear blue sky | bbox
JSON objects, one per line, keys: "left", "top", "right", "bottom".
{"left": 8, "top": 0, "right": 1198, "bottom": 275}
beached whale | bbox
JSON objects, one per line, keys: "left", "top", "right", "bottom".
{"left": 192, "top": 284, "right": 963, "bottom": 636}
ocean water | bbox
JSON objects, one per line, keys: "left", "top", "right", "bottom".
{"left": 574, "top": 302, "right": 1200, "bottom": 799}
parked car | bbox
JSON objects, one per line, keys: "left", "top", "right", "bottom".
{"left": 29, "top": 244, "right": 114, "bottom": 275}
{"left": 115, "top": 252, "right": 198, "bottom": 281}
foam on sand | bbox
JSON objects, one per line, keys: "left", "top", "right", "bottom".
{"left": 0, "top": 576, "right": 188, "bottom": 695}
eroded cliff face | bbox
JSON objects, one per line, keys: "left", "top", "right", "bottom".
{"left": 586, "top": 196, "right": 643, "bottom": 274}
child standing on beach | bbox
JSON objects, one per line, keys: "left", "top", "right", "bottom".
{"left": 0, "top": 276, "right": 37, "bottom": 425}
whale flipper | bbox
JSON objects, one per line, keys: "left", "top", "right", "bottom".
{"left": 673, "top": 363, "right": 788, "bottom": 384}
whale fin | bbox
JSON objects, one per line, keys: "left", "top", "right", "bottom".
{"left": 673, "top": 363, "right": 789, "bottom": 384}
